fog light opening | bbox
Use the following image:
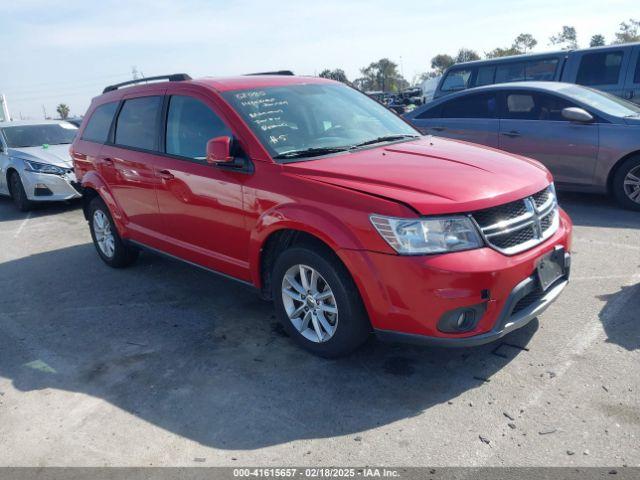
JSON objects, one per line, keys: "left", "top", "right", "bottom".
{"left": 456, "top": 310, "right": 476, "bottom": 330}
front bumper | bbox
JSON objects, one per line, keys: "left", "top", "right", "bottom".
{"left": 338, "top": 208, "right": 573, "bottom": 346}
{"left": 22, "top": 169, "right": 82, "bottom": 201}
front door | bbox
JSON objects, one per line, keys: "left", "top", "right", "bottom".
{"left": 498, "top": 91, "right": 599, "bottom": 186}
{"left": 152, "top": 92, "right": 251, "bottom": 281}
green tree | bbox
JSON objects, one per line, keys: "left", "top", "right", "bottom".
{"left": 354, "top": 58, "right": 408, "bottom": 92}
{"left": 485, "top": 46, "right": 521, "bottom": 59}
{"left": 430, "top": 54, "right": 454, "bottom": 74}
{"left": 589, "top": 34, "right": 606, "bottom": 47}
{"left": 455, "top": 48, "right": 480, "bottom": 63}
{"left": 318, "top": 68, "right": 350, "bottom": 84}
{"left": 56, "top": 104, "right": 70, "bottom": 120}
{"left": 513, "top": 33, "right": 537, "bottom": 52}
{"left": 549, "top": 26, "right": 578, "bottom": 50}
{"left": 613, "top": 19, "right": 640, "bottom": 44}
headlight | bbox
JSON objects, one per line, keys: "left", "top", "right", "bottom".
{"left": 370, "top": 214, "right": 483, "bottom": 255}
{"left": 23, "top": 160, "right": 66, "bottom": 175}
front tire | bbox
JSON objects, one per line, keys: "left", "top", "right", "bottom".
{"left": 88, "top": 196, "right": 139, "bottom": 268}
{"left": 8, "top": 171, "right": 33, "bottom": 212}
{"left": 613, "top": 156, "right": 640, "bottom": 211}
{"left": 272, "top": 245, "right": 371, "bottom": 358}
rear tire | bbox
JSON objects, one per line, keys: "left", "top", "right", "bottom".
{"left": 8, "top": 171, "right": 33, "bottom": 212}
{"left": 88, "top": 196, "right": 139, "bottom": 268}
{"left": 613, "top": 156, "right": 640, "bottom": 211}
{"left": 272, "top": 245, "right": 371, "bottom": 358}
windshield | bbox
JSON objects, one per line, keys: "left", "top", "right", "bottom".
{"left": 222, "top": 83, "right": 419, "bottom": 160}
{"left": 1, "top": 123, "right": 78, "bottom": 148}
{"left": 560, "top": 86, "right": 640, "bottom": 118}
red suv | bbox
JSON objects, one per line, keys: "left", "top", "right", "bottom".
{"left": 72, "top": 73, "right": 573, "bottom": 357}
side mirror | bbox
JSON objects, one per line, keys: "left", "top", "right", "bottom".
{"left": 561, "top": 107, "right": 594, "bottom": 123}
{"left": 206, "top": 136, "right": 234, "bottom": 164}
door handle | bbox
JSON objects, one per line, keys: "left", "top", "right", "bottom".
{"left": 157, "top": 169, "right": 175, "bottom": 180}
{"left": 102, "top": 158, "right": 114, "bottom": 166}
{"left": 502, "top": 131, "right": 521, "bottom": 138}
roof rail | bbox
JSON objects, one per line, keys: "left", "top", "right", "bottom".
{"left": 244, "top": 70, "right": 294, "bottom": 76}
{"left": 103, "top": 73, "right": 192, "bottom": 94}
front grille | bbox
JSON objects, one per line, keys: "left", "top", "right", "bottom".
{"left": 470, "top": 185, "right": 559, "bottom": 255}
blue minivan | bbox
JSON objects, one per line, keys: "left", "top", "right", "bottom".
{"left": 434, "top": 43, "right": 640, "bottom": 104}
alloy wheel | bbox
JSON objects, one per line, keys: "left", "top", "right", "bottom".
{"left": 281, "top": 264, "right": 338, "bottom": 343}
{"left": 623, "top": 166, "right": 640, "bottom": 204}
{"left": 93, "top": 210, "right": 115, "bottom": 258}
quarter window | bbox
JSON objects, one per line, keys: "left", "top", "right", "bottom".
{"left": 441, "top": 69, "right": 472, "bottom": 92}
{"left": 114, "top": 96, "right": 162, "bottom": 151}
{"left": 576, "top": 51, "right": 624, "bottom": 86}
{"left": 82, "top": 102, "right": 118, "bottom": 143}
{"left": 440, "top": 93, "right": 497, "bottom": 118}
{"left": 165, "top": 96, "right": 231, "bottom": 159}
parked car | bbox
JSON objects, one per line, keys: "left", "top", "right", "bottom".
{"left": 0, "top": 120, "right": 82, "bottom": 211}
{"left": 433, "top": 43, "right": 640, "bottom": 104}
{"left": 405, "top": 81, "right": 640, "bottom": 210}
{"left": 72, "top": 73, "right": 572, "bottom": 357}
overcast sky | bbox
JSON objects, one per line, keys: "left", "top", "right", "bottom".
{"left": 2, "top": 0, "right": 637, "bottom": 119}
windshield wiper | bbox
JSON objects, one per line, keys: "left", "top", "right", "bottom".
{"left": 273, "top": 146, "right": 350, "bottom": 160}
{"left": 350, "top": 134, "right": 419, "bottom": 149}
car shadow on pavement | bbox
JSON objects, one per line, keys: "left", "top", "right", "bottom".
{"left": 557, "top": 192, "right": 639, "bottom": 229}
{"left": 597, "top": 282, "right": 640, "bottom": 351}
{"left": 0, "top": 196, "right": 82, "bottom": 223}
{"left": 0, "top": 243, "right": 539, "bottom": 450}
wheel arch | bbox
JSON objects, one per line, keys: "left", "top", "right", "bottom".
{"left": 79, "top": 171, "right": 127, "bottom": 235}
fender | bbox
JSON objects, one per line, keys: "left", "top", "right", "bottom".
{"left": 248, "top": 203, "right": 367, "bottom": 287}
{"left": 81, "top": 170, "right": 129, "bottom": 237}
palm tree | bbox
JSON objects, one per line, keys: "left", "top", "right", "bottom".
{"left": 56, "top": 104, "right": 70, "bottom": 120}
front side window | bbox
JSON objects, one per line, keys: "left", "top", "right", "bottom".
{"left": 440, "top": 93, "right": 497, "bottom": 118}
{"left": 82, "top": 102, "right": 118, "bottom": 143}
{"left": 504, "top": 92, "right": 576, "bottom": 121}
{"left": 576, "top": 51, "right": 624, "bottom": 86}
{"left": 166, "top": 96, "right": 232, "bottom": 160}
{"left": 222, "top": 84, "right": 417, "bottom": 160}
{"left": 1, "top": 123, "right": 77, "bottom": 148}
{"left": 441, "top": 69, "right": 472, "bottom": 92}
{"left": 558, "top": 85, "right": 640, "bottom": 117}
{"left": 476, "top": 66, "right": 496, "bottom": 86}
{"left": 114, "top": 96, "right": 162, "bottom": 151}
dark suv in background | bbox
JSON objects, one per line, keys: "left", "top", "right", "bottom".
{"left": 434, "top": 43, "right": 640, "bottom": 104}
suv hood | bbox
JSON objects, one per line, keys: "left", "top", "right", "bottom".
{"left": 8, "top": 144, "right": 73, "bottom": 169}
{"left": 283, "top": 137, "right": 552, "bottom": 215}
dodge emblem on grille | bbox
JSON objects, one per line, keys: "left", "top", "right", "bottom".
{"left": 525, "top": 197, "right": 543, "bottom": 239}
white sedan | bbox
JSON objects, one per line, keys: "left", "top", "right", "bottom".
{"left": 0, "top": 120, "right": 82, "bottom": 211}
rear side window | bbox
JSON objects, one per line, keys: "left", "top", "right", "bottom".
{"left": 166, "top": 96, "right": 232, "bottom": 160}
{"left": 114, "top": 96, "right": 162, "bottom": 151}
{"left": 441, "top": 69, "right": 472, "bottom": 92}
{"left": 576, "top": 51, "right": 624, "bottom": 86}
{"left": 440, "top": 93, "right": 497, "bottom": 119}
{"left": 476, "top": 66, "right": 496, "bottom": 86}
{"left": 496, "top": 59, "right": 559, "bottom": 83}
{"left": 82, "top": 102, "right": 118, "bottom": 143}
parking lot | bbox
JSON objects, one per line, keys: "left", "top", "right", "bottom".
{"left": 0, "top": 192, "right": 638, "bottom": 467}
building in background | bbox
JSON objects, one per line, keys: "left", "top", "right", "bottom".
{"left": 0, "top": 94, "right": 10, "bottom": 122}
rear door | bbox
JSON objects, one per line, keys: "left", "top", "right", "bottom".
{"left": 416, "top": 92, "right": 499, "bottom": 147}
{"left": 100, "top": 91, "right": 165, "bottom": 239}
{"left": 570, "top": 48, "right": 631, "bottom": 99}
{"left": 498, "top": 90, "right": 599, "bottom": 186}
{"left": 624, "top": 45, "right": 640, "bottom": 105}
{"left": 151, "top": 90, "right": 251, "bottom": 281}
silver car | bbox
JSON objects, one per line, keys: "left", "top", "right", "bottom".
{"left": 405, "top": 82, "right": 640, "bottom": 211}
{"left": 0, "top": 120, "right": 81, "bottom": 211}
